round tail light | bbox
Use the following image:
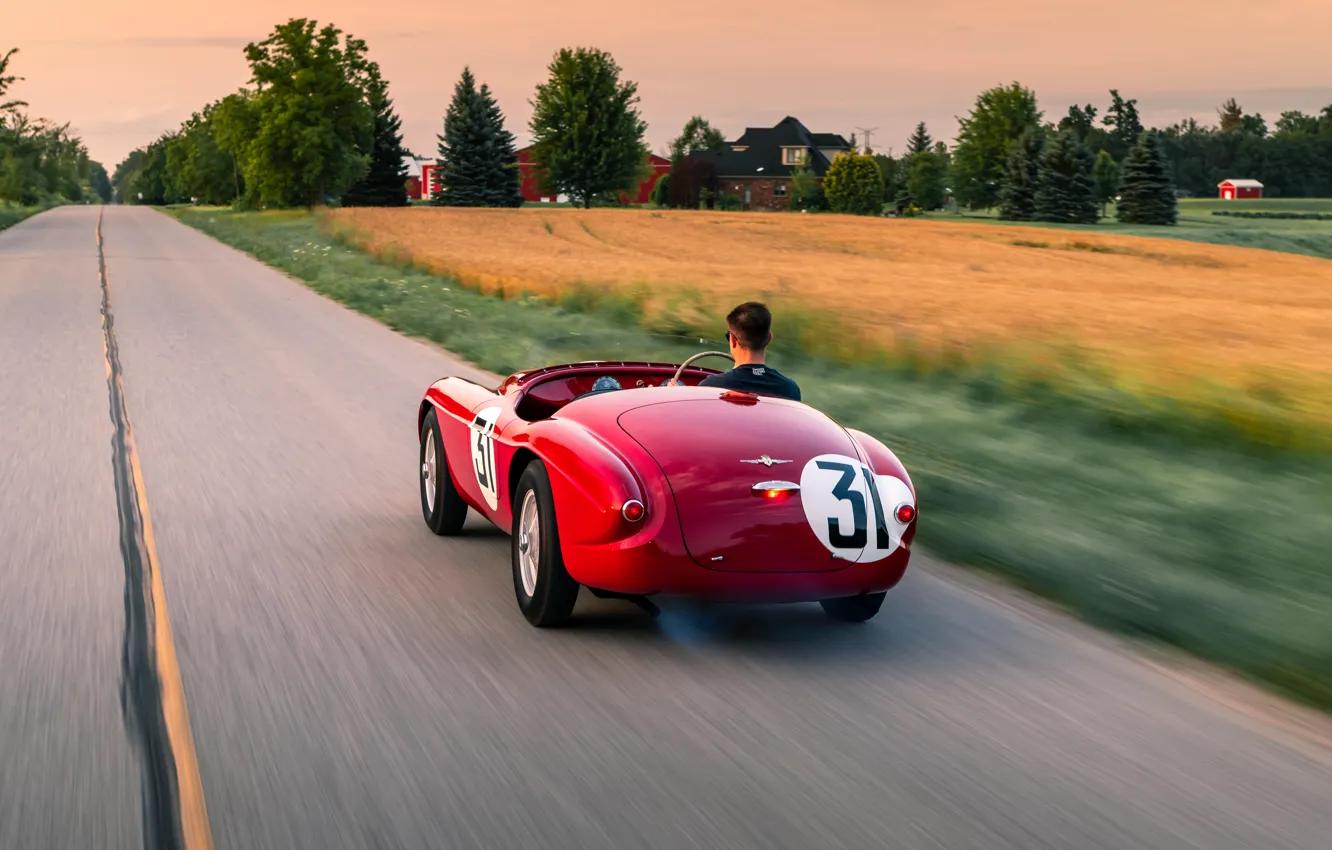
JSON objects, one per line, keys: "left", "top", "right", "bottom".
{"left": 895, "top": 503, "right": 916, "bottom": 524}
{"left": 622, "top": 500, "right": 645, "bottom": 522}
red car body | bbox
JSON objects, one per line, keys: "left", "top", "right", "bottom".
{"left": 418, "top": 360, "right": 917, "bottom": 610}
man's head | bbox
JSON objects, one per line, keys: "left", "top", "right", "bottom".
{"left": 725, "top": 302, "right": 773, "bottom": 362}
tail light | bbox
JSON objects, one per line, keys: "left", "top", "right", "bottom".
{"left": 622, "top": 500, "right": 646, "bottom": 522}
{"left": 895, "top": 503, "right": 916, "bottom": 524}
{"left": 752, "top": 481, "right": 799, "bottom": 500}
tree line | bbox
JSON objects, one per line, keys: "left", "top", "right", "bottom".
{"left": 115, "top": 18, "right": 652, "bottom": 211}
{"left": 661, "top": 84, "right": 1331, "bottom": 226}
{"left": 1, "top": 48, "right": 112, "bottom": 207}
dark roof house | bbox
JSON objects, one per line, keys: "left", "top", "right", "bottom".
{"left": 716, "top": 116, "right": 852, "bottom": 178}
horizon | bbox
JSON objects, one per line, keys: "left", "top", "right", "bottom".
{"left": 8, "top": 1, "right": 1332, "bottom": 169}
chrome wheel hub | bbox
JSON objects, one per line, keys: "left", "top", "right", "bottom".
{"left": 517, "top": 490, "right": 540, "bottom": 597}
{"left": 422, "top": 432, "right": 437, "bottom": 513}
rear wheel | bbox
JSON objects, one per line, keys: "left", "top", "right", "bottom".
{"left": 512, "top": 461, "right": 580, "bottom": 627}
{"left": 820, "top": 591, "right": 887, "bottom": 623}
{"left": 420, "top": 408, "right": 468, "bottom": 535}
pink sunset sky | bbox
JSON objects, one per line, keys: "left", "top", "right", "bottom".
{"left": 9, "top": 0, "right": 1332, "bottom": 169}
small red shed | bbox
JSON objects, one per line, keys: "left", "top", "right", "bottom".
{"left": 517, "top": 146, "right": 671, "bottom": 204}
{"left": 1218, "top": 179, "right": 1263, "bottom": 200}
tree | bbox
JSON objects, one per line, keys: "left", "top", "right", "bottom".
{"left": 788, "top": 162, "right": 826, "bottom": 212}
{"left": 1274, "top": 110, "right": 1319, "bottom": 137}
{"left": 89, "top": 161, "right": 113, "bottom": 203}
{"left": 1116, "top": 132, "right": 1177, "bottom": 225}
{"left": 1033, "top": 129, "right": 1097, "bottom": 223}
{"left": 997, "top": 125, "right": 1044, "bottom": 220}
{"left": 1218, "top": 98, "right": 1245, "bottom": 133}
{"left": 1103, "top": 89, "right": 1143, "bottom": 161}
{"left": 1, "top": 47, "right": 26, "bottom": 113}
{"left": 951, "top": 82, "right": 1042, "bottom": 210}
{"left": 239, "top": 18, "right": 378, "bottom": 208}
{"left": 211, "top": 91, "right": 256, "bottom": 206}
{"left": 906, "top": 150, "right": 947, "bottom": 211}
{"left": 907, "top": 122, "right": 932, "bottom": 156}
{"left": 1058, "top": 104, "right": 1098, "bottom": 141}
{"left": 669, "top": 116, "right": 727, "bottom": 164}
{"left": 342, "top": 74, "right": 410, "bottom": 207}
{"left": 1091, "top": 150, "right": 1120, "bottom": 217}
{"left": 434, "top": 66, "right": 522, "bottom": 207}
{"left": 823, "top": 151, "right": 884, "bottom": 215}
{"left": 528, "top": 47, "right": 648, "bottom": 209}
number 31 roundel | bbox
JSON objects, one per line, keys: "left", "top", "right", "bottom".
{"left": 798, "top": 453, "right": 914, "bottom": 563}
{"left": 469, "top": 407, "right": 501, "bottom": 510}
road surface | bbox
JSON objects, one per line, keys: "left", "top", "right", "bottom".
{"left": 3, "top": 204, "right": 1332, "bottom": 849}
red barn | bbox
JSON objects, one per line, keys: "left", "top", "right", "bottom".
{"left": 517, "top": 146, "right": 671, "bottom": 204}
{"left": 1218, "top": 179, "right": 1263, "bottom": 200}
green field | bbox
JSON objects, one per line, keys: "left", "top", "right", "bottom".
{"left": 926, "top": 198, "right": 1332, "bottom": 259}
{"left": 171, "top": 205, "right": 1332, "bottom": 713}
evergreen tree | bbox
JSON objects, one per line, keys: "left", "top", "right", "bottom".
{"left": 1034, "top": 129, "right": 1097, "bottom": 223}
{"left": 1116, "top": 131, "right": 1178, "bottom": 225}
{"left": 906, "top": 151, "right": 947, "bottom": 210}
{"left": 1091, "top": 150, "right": 1120, "bottom": 217}
{"left": 434, "top": 66, "right": 522, "bottom": 207}
{"left": 907, "top": 122, "right": 932, "bottom": 156}
{"left": 997, "top": 126, "right": 1044, "bottom": 220}
{"left": 342, "top": 77, "right": 410, "bottom": 206}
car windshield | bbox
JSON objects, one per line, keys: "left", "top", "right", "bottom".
{"left": 510, "top": 325, "right": 728, "bottom": 376}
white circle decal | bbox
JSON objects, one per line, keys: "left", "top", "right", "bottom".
{"left": 799, "top": 453, "right": 914, "bottom": 563}
{"left": 469, "top": 406, "right": 501, "bottom": 510}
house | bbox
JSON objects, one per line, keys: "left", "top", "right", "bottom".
{"left": 694, "top": 117, "right": 852, "bottom": 211}
{"left": 518, "top": 146, "right": 671, "bottom": 204}
{"left": 1218, "top": 179, "right": 1263, "bottom": 200}
{"left": 402, "top": 156, "right": 433, "bottom": 201}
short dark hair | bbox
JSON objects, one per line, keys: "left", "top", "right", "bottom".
{"left": 726, "top": 301, "right": 772, "bottom": 350}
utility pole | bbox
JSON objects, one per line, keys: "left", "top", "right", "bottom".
{"left": 855, "top": 126, "right": 878, "bottom": 154}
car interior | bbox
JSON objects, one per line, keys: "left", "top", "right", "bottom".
{"left": 512, "top": 366, "right": 713, "bottom": 421}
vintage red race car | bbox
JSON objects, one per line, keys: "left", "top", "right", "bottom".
{"left": 417, "top": 352, "right": 917, "bottom": 627}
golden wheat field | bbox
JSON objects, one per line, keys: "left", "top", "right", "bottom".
{"left": 328, "top": 206, "right": 1332, "bottom": 391}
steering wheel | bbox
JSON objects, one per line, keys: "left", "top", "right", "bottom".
{"left": 670, "top": 351, "right": 734, "bottom": 386}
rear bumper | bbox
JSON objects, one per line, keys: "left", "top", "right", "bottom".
{"left": 563, "top": 539, "right": 913, "bottom": 603}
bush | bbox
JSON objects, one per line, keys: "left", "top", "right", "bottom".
{"left": 824, "top": 151, "right": 885, "bottom": 215}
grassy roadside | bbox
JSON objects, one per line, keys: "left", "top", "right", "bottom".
{"left": 171, "top": 206, "right": 1332, "bottom": 712}
{"left": 0, "top": 203, "right": 47, "bottom": 232}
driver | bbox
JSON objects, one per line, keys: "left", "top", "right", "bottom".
{"left": 693, "top": 301, "right": 801, "bottom": 401}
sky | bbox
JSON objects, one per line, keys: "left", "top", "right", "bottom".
{"left": 8, "top": 0, "right": 1332, "bottom": 170}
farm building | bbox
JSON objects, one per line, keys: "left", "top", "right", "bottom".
{"left": 1218, "top": 179, "right": 1263, "bottom": 200}
{"left": 683, "top": 117, "right": 852, "bottom": 211}
{"left": 517, "top": 147, "right": 671, "bottom": 204}
{"left": 402, "top": 156, "right": 433, "bottom": 201}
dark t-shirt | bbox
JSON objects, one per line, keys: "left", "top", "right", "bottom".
{"left": 699, "top": 364, "right": 801, "bottom": 401}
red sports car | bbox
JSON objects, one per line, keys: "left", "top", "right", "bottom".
{"left": 417, "top": 352, "right": 917, "bottom": 627}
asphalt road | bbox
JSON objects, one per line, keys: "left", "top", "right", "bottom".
{"left": 4, "top": 204, "right": 1332, "bottom": 850}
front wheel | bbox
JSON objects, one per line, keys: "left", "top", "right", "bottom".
{"left": 820, "top": 591, "right": 887, "bottom": 623}
{"left": 420, "top": 408, "right": 468, "bottom": 535}
{"left": 512, "top": 460, "right": 580, "bottom": 627}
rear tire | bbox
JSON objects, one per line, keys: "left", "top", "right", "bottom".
{"left": 420, "top": 408, "right": 468, "bottom": 536}
{"left": 512, "top": 460, "right": 580, "bottom": 627}
{"left": 820, "top": 591, "right": 887, "bottom": 623}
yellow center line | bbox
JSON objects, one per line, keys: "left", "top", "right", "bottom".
{"left": 98, "top": 206, "right": 214, "bottom": 850}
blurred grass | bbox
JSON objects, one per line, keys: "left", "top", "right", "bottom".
{"left": 0, "top": 202, "right": 47, "bottom": 232}
{"left": 172, "top": 206, "right": 1332, "bottom": 712}
{"left": 924, "top": 198, "right": 1332, "bottom": 261}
